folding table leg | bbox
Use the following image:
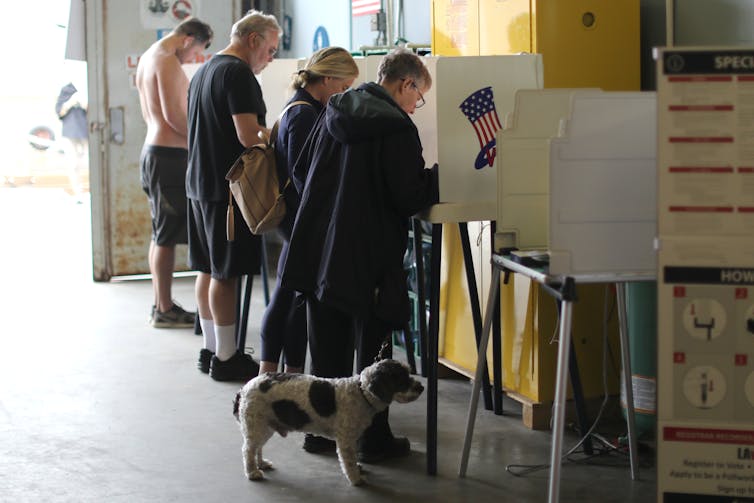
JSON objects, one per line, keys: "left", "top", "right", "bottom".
{"left": 548, "top": 294, "right": 574, "bottom": 503}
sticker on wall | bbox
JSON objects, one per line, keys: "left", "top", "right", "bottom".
{"left": 141, "top": 0, "right": 199, "bottom": 30}
{"left": 682, "top": 365, "right": 726, "bottom": 409}
{"left": 459, "top": 87, "right": 502, "bottom": 170}
{"left": 312, "top": 26, "right": 330, "bottom": 52}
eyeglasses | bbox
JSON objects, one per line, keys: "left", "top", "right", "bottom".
{"left": 256, "top": 33, "right": 278, "bottom": 57}
{"left": 402, "top": 79, "right": 425, "bottom": 108}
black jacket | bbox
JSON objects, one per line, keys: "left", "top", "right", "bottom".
{"left": 280, "top": 82, "right": 439, "bottom": 318}
{"left": 274, "top": 88, "right": 323, "bottom": 240}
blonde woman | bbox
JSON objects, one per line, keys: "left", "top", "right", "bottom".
{"left": 259, "top": 47, "right": 358, "bottom": 383}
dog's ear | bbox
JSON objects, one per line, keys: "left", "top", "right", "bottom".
{"left": 366, "top": 360, "right": 411, "bottom": 403}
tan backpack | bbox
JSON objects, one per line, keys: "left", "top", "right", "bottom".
{"left": 225, "top": 100, "right": 311, "bottom": 239}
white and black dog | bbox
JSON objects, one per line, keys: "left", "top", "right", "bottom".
{"left": 233, "top": 359, "right": 424, "bottom": 485}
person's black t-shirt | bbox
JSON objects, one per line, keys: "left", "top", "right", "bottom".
{"left": 187, "top": 54, "right": 266, "bottom": 202}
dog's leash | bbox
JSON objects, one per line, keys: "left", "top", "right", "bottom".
{"left": 374, "top": 336, "right": 391, "bottom": 362}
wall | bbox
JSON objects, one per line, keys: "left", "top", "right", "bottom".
{"left": 281, "top": 0, "right": 351, "bottom": 58}
{"left": 280, "top": 0, "right": 431, "bottom": 59}
{"left": 350, "top": 0, "right": 432, "bottom": 51}
{"left": 673, "top": 0, "right": 754, "bottom": 46}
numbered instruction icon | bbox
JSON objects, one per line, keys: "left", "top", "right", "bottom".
{"left": 683, "top": 366, "right": 727, "bottom": 409}
{"left": 746, "top": 372, "right": 754, "bottom": 407}
{"left": 682, "top": 299, "right": 726, "bottom": 341}
{"left": 745, "top": 304, "right": 754, "bottom": 336}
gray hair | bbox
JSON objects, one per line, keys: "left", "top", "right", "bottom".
{"left": 231, "top": 10, "right": 281, "bottom": 42}
{"left": 377, "top": 48, "right": 432, "bottom": 89}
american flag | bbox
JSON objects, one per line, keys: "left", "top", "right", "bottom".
{"left": 459, "top": 87, "right": 502, "bottom": 169}
{"left": 352, "top": 0, "right": 381, "bottom": 17}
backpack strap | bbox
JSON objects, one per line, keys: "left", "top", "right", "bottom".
{"left": 226, "top": 100, "right": 311, "bottom": 242}
{"left": 226, "top": 187, "right": 235, "bottom": 242}
{"left": 269, "top": 100, "right": 312, "bottom": 148}
{"left": 269, "top": 100, "right": 313, "bottom": 194}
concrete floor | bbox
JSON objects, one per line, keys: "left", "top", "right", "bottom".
{"left": 0, "top": 188, "right": 657, "bottom": 502}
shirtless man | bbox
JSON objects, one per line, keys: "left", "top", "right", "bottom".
{"left": 136, "top": 17, "right": 213, "bottom": 328}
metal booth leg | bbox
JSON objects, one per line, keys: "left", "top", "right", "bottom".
{"left": 488, "top": 221, "right": 503, "bottom": 415}
{"left": 412, "top": 218, "right": 429, "bottom": 377}
{"left": 426, "top": 222, "right": 442, "bottom": 476}
{"left": 260, "top": 235, "right": 270, "bottom": 306}
{"left": 548, "top": 278, "right": 575, "bottom": 503}
{"left": 458, "top": 222, "right": 493, "bottom": 411}
{"left": 459, "top": 266, "right": 501, "bottom": 477}
{"left": 236, "top": 275, "right": 253, "bottom": 352}
{"left": 615, "top": 282, "right": 640, "bottom": 480}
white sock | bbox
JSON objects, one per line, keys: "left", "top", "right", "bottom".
{"left": 215, "top": 324, "right": 237, "bottom": 361}
{"left": 200, "top": 318, "right": 216, "bottom": 352}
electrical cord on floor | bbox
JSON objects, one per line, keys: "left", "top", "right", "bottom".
{"left": 505, "top": 285, "right": 630, "bottom": 477}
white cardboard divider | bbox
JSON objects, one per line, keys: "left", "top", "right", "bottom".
{"left": 256, "top": 58, "right": 305, "bottom": 126}
{"left": 548, "top": 91, "right": 657, "bottom": 275}
{"left": 352, "top": 55, "right": 384, "bottom": 87}
{"left": 411, "top": 55, "right": 543, "bottom": 207}
{"left": 496, "top": 89, "right": 598, "bottom": 251}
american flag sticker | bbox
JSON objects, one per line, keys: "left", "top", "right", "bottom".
{"left": 459, "top": 86, "right": 503, "bottom": 170}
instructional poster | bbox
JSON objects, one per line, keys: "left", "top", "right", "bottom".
{"left": 657, "top": 48, "right": 754, "bottom": 502}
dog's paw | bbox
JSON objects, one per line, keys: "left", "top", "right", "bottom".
{"left": 348, "top": 475, "right": 366, "bottom": 486}
{"left": 248, "top": 469, "right": 265, "bottom": 481}
{"left": 259, "top": 458, "right": 274, "bottom": 471}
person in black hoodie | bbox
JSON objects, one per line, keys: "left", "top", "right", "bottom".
{"left": 281, "top": 48, "right": 439, "bottom": 462}
{"left": 259, "top": 47, "right": 358, "bottom": 379}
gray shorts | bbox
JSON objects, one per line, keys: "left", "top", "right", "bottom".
{"left": 140, "top": 145, "right": 189, "bottom": 246}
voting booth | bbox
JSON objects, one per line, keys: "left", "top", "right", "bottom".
{"left": 489, "top": 90, "right": 658, "bottom": 415}
{"left": 496, "top": 90, "right": 657, "bottom": 276}
{"left": 404, "top": 55, "right": 543, "bottom": 376}
{"left": 496, "top": 89, "right": 596, "bottom": 252}
{"left": 412, "top": 55, "right": 543, "bottom": 204}
{"left": 547, "top": 91, "right": 657, "bottom": 276}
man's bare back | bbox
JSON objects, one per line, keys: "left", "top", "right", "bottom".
{"left": 136, "top": 35, "right": 195, "bottom": 148}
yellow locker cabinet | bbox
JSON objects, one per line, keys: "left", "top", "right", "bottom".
{"left": 434, "top": 0, "right": 640, "bottom": 91}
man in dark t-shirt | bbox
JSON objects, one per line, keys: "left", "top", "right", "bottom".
{"left": 186, "top": 10, "right": 280, "bottom": 382}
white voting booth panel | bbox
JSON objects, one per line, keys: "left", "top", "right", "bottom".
{"left": 352, "top": 55, "right": 383, "bottom": 87}
{"left": 548, "top": 91, "right": 657, "bottom": 276}
{"left": 257, "top": 58, "right": 306, "bottom": 126}
{"left": 496, "top": 89, "right": 598, "bottom": 251}
{"left": 412, "top": 55, "right": 543, "bottom": 205}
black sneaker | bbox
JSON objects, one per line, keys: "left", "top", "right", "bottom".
{"left": 358, "top": 436, "right": 410, "bottom": 464}
{"left": 209, "top": 352, "right": 260, "bottom": 382}
{"left": 197, "top": 348, "right": 214, "bottom": 374}
{"left": 151, "top": 302, "right": 196, "bottom": 328}
{"left": 303, "top": 434, "right": 336, "bottom": 453}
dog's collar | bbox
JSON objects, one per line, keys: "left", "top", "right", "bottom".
{"left": 357, "top": 379, "right": 382, "bottom": 410}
